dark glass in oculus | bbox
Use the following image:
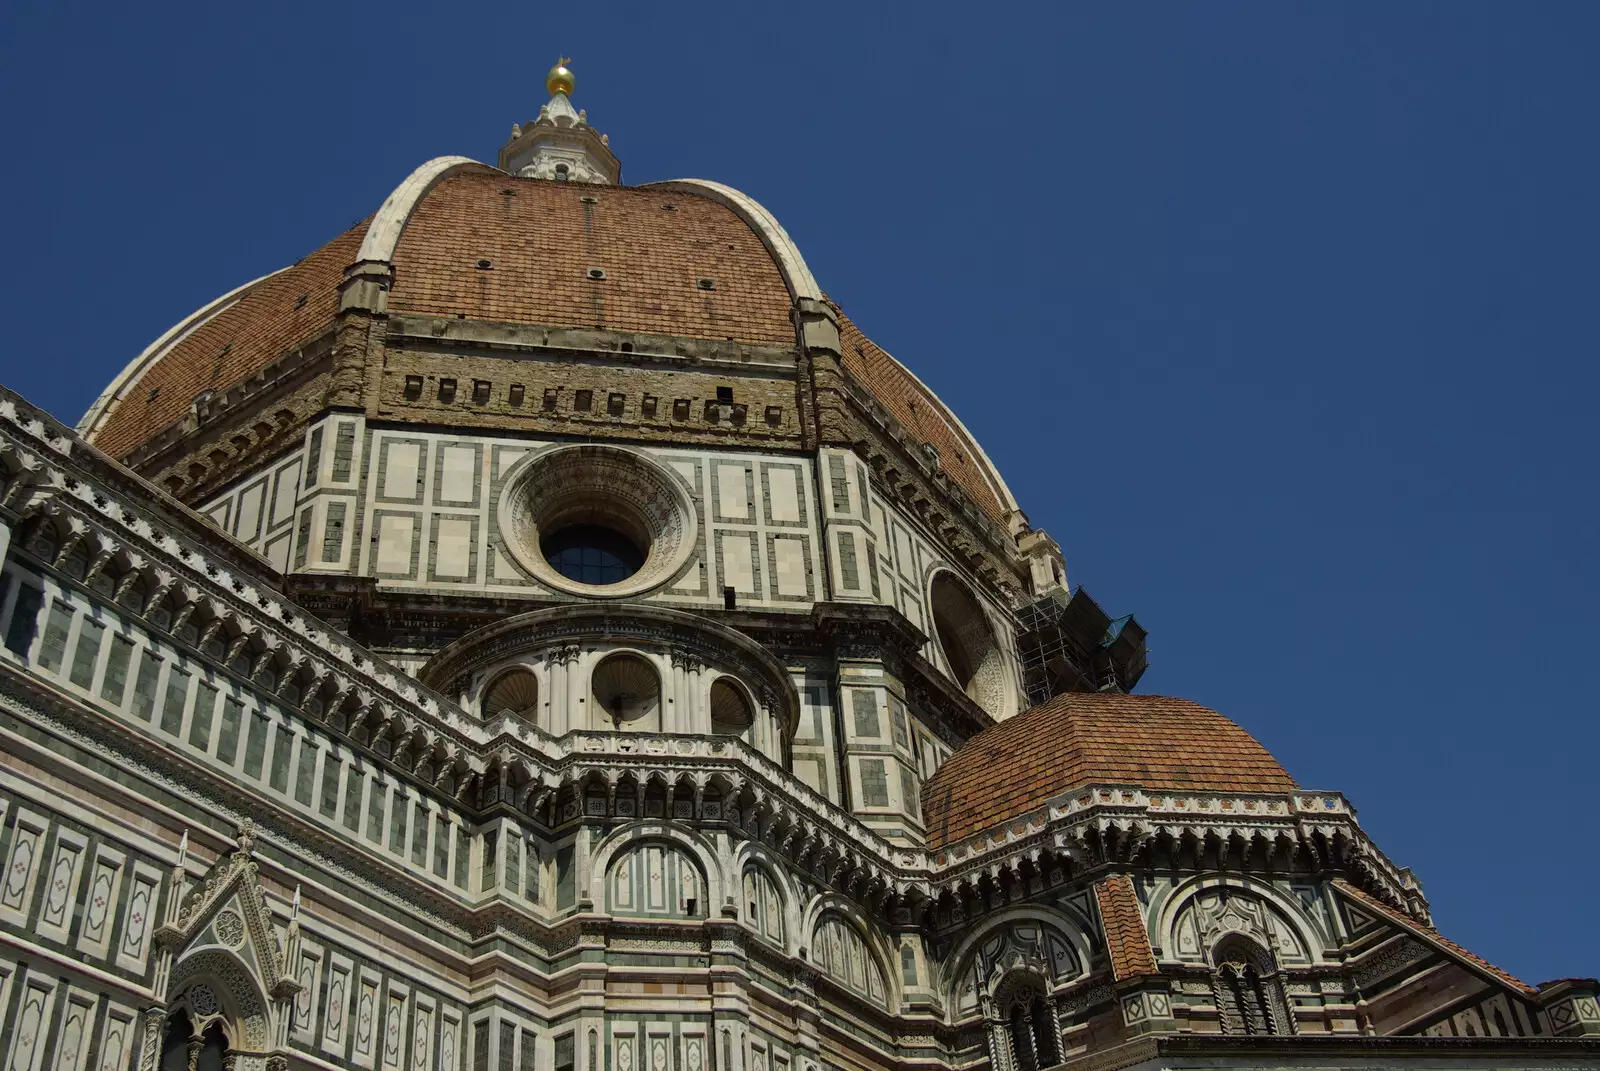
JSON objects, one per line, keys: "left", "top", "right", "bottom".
{"left": 541, "top": 524, "right": 645, "bottom": 585}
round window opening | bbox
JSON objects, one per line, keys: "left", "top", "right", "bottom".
{"left": 497, "top": 444, "right": 698, "bottom": 598}
{"left": 541, "top": 524, "right": 646, "bottom": 586}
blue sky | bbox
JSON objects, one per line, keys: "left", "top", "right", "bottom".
{"left": 2, "top": 2, "right": 1596, "bottom": 983}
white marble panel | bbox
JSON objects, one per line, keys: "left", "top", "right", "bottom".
{"left": 435, "top": 518, "right": 472, "bottom": 579}
{"left": 773, "top": 538, "right": 807, "bottom": 596}
{"left": 236, "top": 481, "right": 264, "bottom": 543}
{"left": 717, "top": 463, "right": 748, "bottom": 517}
{"left": 439, "top": 445, "right": 477, "bottom": 503}
{"left": 767, "top": 466, "right": 800, "bottom": 522}
{"left": 376, "top": 515, "right": 416, "bottom": 573}
{"left": 720, "top": 534, "right": 754, "bottom": 592}
{"left": 383, "top": 442, "right": 421, "bottom": 499}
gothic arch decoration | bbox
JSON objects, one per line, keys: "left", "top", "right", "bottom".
{"left": 1209, "top": 933, "right": 1294, "bottom": 1036}
{"left": 733, "top": 843, "right": 801, "bottom": 949}
{"left": 741, "top": 862, "right": 785, "bottom": 947}
{"left": 588, "top": 822, "right": 726, "bottom": 914}
{"left": 152, "top": 824, "right": 302, "bottom": 1066}
{"left": 605, "top": 839, "right": 707, "bottom": 918}
{"left": 810, "top": 911, "right": 891, "bottom": 1010}
{"left": 164, "top": 950, "right": 267, "bottom": 1061}
{"left": 947, "top": 913, "right": 1090, "bottom": 1018}
{"left": 1161, "top": 880, "right": 1317, "bottom": 969}
{"left": 157, "top": 999, "right": 231, "bottom": 1071}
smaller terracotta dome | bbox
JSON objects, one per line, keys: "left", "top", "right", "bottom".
{"left": 921, "top": 692, "right": 1296, "bottom": 848}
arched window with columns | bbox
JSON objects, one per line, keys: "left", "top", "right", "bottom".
{"left": 158, "top": 990, "right": 231, "bottom": 1070}
{"left": 988, "top": 970, "right": 1060, "bottom": 1071}
{"left": 1211, "top": 934, "right": 1292, "bottom": 1036}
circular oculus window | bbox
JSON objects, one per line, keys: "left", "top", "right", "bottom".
{"left": 498, "top": 444, "right": 697, "bottom": 598}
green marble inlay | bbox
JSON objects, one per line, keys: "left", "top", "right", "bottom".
{"left": 342, "top": 767, "right": 362, "bottom": 833}
{"left": 294, "top": 739, "right": 316, "bottom": 806}
{"left": 101, "top": 634, "right": 134, "bottom": 705}
{"left": 319, "top": 753, "right": 341, "bottom": 819}
{"left": 268, "top": 722, "right": 290, "bottom": 792}
{"left": 131, "top": 649, "right": 161, "bottom": 722}
{"left": 38, "top": 599, "right": 73, "bottom": 672}
{"left": 217, "top": 697, "right": 243, "bottom": 765}
{"left": 189, "top": 681, "right": 218, "bottom": 750}
{"left": 160, "top": 666, "right": 191, "bottom": 737}
{"left": 68, "top": 617, "right": 105, "bottom": 689}
{"left": 389, "top": 793, "right": 408, "bottom": 854}
{"left": 244, "top": 709, "right": 269, "bottom": 778}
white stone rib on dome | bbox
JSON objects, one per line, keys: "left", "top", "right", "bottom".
{"left": 78, "top": 155, "right": 493, "bottom": 442}
{"left": 78, "top": 268, "right": 288, "bottom": 441}
{"left": 357, "top": 155, "right": 497, "bottom": 264}
{"left": 870, "top": 341, "right": 1021, "bottom": 517}
{"left": 644, "top": 179, "right": 822, "bottom": 301}
{"left": 653, "top": 178, "right": 1018, "bottom": 519}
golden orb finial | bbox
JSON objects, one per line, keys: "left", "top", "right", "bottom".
{"left": 546, "top": 56, "right": 576, "bottom": 97}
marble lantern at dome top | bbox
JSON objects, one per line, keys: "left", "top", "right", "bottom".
{"left": 498, "top": 58, "right": 621, "bottom": 184}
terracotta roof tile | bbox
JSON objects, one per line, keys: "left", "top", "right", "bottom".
{"left": 1095, "top": 875, "right": 1160, "bottom": 980}
{"left": 834, "top": 306, "right": 1009, "bottom": 528}
{"left": 921, "top": 692, "right": 1296, "bottom": 848}
{"left": 93, "top": 170, "right": 801, "bottom": 461}
{"left": 93, "top": 220, "right": 370, "bottom": 459}
{"left": 387, "top": 168, "right": 796, "bottom": 345}
{"left": 1331, "top": 880, "right": 1536, "bottom": 996}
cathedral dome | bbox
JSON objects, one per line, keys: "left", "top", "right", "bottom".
{"left": 78, "top": 165, "right": 1017, "bottom": 529}
{"left": 78, "top": 168, "right": 797, "bottom": 458}
{"left": 10, "top": 58, "right": 1590, "bottom": 1066}
{"left": 920, "top": 692, "right": 1296, "bottom": 848}
{"left": 82, "top": 220, "right": 370, "bottom": 461}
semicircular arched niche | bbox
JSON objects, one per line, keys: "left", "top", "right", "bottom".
{"left": 929, "top": 572, "right": 1013, "bottom": 718}
{"left": 590, "top": 653, "right": 661, "bottom": 730}
{"left": 710, "top": 677, "right": 754, "bottom": 735}
{"left": 482, "top": 667, "right": 540, "bottom": 721}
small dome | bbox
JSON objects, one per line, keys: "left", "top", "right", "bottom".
{"left": 921, "top": 692, "right": 1296, "bottom": 847}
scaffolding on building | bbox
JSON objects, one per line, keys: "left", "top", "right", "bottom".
{"left": 1015, "top": 587, "right": 1149, "bottom": 706}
